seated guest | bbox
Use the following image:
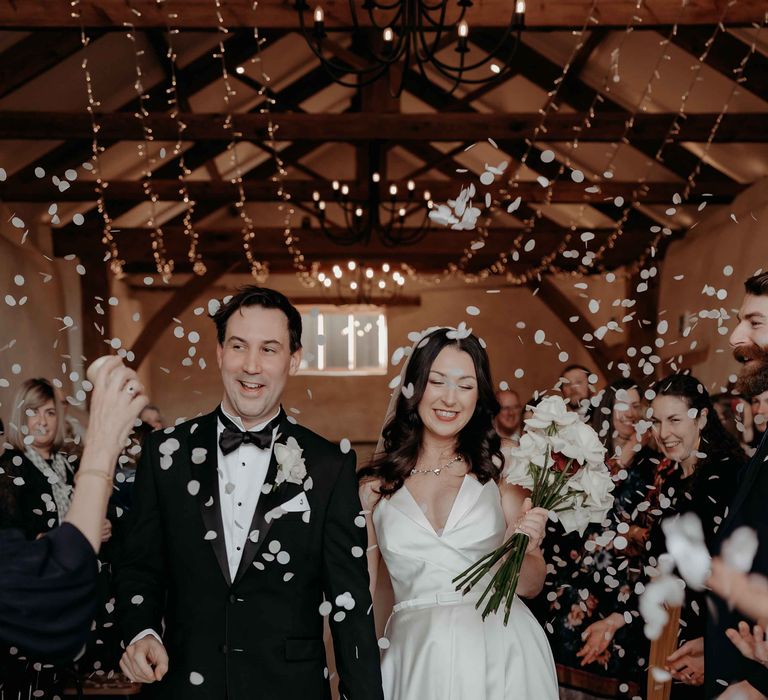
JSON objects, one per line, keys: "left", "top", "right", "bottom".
{"left": 494, "top": 388, "right": 523, "bottom": 443}
{"left": 0, "top": 357, "right": 147, "bottom": 662}
{"left": 560, "top": 364, "right": 595, "bottom": 421}
{"left": 138, "top": 404, "right": 165, "bottom": 431}
{"left": 534, "top": 378, "right": 661, "bottom": 699}
{"left": 749, "top": 389, "right": 768, "bottom": 449}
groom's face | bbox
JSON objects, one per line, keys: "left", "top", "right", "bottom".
{"left": 731, "top": 293, "right": 768, "bottom": 397}
{"left": 216, "top": 305, "right": 301, "bottom": 429}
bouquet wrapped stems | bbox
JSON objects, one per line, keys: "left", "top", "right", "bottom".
{"left": 453, "top": 457, "right": 577, "bottom": 625}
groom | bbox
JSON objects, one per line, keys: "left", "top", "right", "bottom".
{"left": 115, "top": 287, "right": 383, "bottom": 699}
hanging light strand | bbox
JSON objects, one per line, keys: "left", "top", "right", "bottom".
{"left": 71, "top": 0, "right": 124, "bottom": 277}
{"left": 154, "top": 0, "right": 205, "bottom": 275}
{"left": 125, "top": 14, "right": 174, "bottom": 282}
{"left": 212, "top": 0, "right": 269, "bottom": 282}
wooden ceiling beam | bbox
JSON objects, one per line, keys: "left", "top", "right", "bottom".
{"left": 671, "top": 27, "right": 768, "bottom": 105}
{"left": 0, "top": 1, "right": 763, "bottom": 29}
{"left": 1, "top": 111, "right": 765, "bottom": 142}
{"left": 0, "top": 30, "right": 90, "bottom": 99}
{"left": 2, "top": 178, "right": 742, "bottom": 204}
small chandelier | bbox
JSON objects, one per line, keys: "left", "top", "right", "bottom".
{"left": 310, "top": 173, "right": 434, "bottom": 246}
{"left": 317, "top": 260, "right": 409, "bottom": 303}
{"left": 294, "top": 0, "right": 526, "bottom": 96}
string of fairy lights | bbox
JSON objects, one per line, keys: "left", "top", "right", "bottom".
{"left": 125, "top": 19, "right": 174, "bottom": 282}
{"left": 154, "top": 0, "right": 206, "bottom": 276}
{"left": 64, "top": 1, "right": 763, "bottom": 293}
{"left": 71, "top": 1, "right": 124, "bottom": 278}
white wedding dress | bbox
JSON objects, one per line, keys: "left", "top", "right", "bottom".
{"left": 374, "top": 475, "right": 559, "bottom": 700}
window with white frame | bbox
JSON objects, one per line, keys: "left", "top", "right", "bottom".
{"left": 298, "top": 306, "right": 388, "bottom": 375}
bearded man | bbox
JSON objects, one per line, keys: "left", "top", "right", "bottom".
{"left": 706, "top": 271, "right": 768, "bottom": 699}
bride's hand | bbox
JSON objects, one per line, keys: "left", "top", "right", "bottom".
{"left": 514, "top": 498, "right": 548, "bottom": 553}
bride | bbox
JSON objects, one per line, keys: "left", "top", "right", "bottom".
{"left": 358, "top": 327, "right": 559, "bottom": 700}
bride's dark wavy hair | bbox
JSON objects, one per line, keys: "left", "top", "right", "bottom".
{"left": 358, "top": 328, "right": 503, "bottom": 497}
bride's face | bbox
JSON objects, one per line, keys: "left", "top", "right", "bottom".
{"left": 418, "top": 345, "right": 478, "bottom": 441}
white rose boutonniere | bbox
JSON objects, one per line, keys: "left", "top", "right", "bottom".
{"left": 273, "top": 436, "right": 308, "bottom": 489}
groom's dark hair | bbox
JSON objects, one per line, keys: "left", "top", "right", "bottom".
{"left": 212, "top": 286, "right": 303, "bottom": 353}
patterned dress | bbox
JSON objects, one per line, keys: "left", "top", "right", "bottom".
{"left": 532, "top": 447, "right": 670, "bottom": 698}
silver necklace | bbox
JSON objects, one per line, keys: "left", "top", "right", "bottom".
{"left": 410, "top": 455, "right": 463, "bottom": 476}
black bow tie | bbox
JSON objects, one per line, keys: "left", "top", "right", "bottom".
{"left": 217, "top": 407, "right": 283, "bottom": 455}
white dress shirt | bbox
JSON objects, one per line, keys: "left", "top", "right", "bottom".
{"left": 217, "top": 404, "right": 280, "bottom": 582}
{"left": 130, "top": 404, "right": 280, "bottom": 647}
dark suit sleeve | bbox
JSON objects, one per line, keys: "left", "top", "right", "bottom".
{"left": 0, "top": 523, "right": 98, "bottom": 661}
{"left": 113, "top": 437, "right": 167, "bottom": 644}
{"left": 321, "top": 451, "right": 384, "bottom": 700}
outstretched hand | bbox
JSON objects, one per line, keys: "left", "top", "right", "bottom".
{"left": 667, "top": 637, "right": 704, "bottom": 685}
{"left": 726, "top": 621, "right": 768, "bottom": 667}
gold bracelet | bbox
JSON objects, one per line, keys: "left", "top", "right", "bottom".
{"left": 74, "top": 469, "right": 114, "bottom": 486}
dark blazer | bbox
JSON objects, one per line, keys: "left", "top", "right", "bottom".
{"left": 0, "top": 523, "right": 98, "bottom": 660}
{"left": 706, "top": 434, "right": 768, "bottom": 698}
{"left": 0, "top": 448, "right": 76, "bottom": 539}
{"left": 114, "top": 409, "right": 383, "bottom": 700}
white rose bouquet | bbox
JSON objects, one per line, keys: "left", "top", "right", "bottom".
{"left": 453, "top": 395, "right": 614, "bottom": 624}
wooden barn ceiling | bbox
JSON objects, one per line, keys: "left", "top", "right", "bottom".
{"left": 0, "top": 0, "right": 765, "bottom": 285}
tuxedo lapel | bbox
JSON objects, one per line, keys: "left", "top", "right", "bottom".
{"left": 188, "top": 411, "right": 231, "bottom": 586}
{"left": 233, "top": 414, "right": 299, "bottom": 585}
{"left": 718, "top": 432, "right": 768, "bottom": 541}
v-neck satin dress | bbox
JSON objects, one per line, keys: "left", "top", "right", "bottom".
{"left": 373, "top": 476, "right": 558, "bottom": 700}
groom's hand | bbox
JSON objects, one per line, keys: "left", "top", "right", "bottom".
{"left": 120, "top": 636, "right": 169, "bottom": 684}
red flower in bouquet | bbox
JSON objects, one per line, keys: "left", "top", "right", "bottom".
{"left": 453, "top": 395, "right": 614, "bottom": 624}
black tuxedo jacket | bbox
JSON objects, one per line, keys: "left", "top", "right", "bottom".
{"left": 706, "top": 434, "right": 768, "bottom": 698}
{"left": 114, "top": 410, "right": 383, "bottom": 700}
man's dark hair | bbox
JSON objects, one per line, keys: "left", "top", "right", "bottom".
{"left": 211, "top": 286, "right": 302, "bottom": 353}
{"left": 562, "top": 363, "right": 590, "bottom": 376}
{"left": 745, "top": 271, "right": 768, "bottom": 297}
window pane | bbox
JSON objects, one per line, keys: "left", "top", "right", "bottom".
{"left": 324, "top": 313, "right": 349, "bottom": 369}
{"left": 354, "top": 313, "right": 380, "bottom": 368}
{"left": 299, "top": 312, "right": 319, "bottom": 370}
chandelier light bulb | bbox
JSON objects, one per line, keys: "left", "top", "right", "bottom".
{"left": 318, "top": 272, "right": 326, "bottom": 282}
{"left": 372, "top": 172, "right": 381, "bottom": 183}
{"left": 341, "top": 184, "right": 350, "bottom": 196}
{"left": 318, "top": 200, "right": 326, "bottom": 211}
{"left": 378, "top": 280, "right": 386, "bottom": 289}
{"left": 314, "top": 6, "right": 324, "bottom": 23}
{"left": 490, "top": 63, "right": 501, "bottom": 74}
{"left": 323, "top": 277, "right": 332, "bottom": 288}
{"left": 383, "top": 27, "right": 394, "bottom": 43}
{"left": 347, "top": 260, "right": 357, "bottom": 271}
{"left": 382, "top": 263, "right": 390, "bottom": 273}
{"left": 312, "top": 190, "right": 320, "bottom": 201}
{"left": 423, "top": 189, "right": 431, "bottom": 201}
{"left": 333, "top": 264, "right": 342, "bottom": 278}
{"left": 396, "top": 276, "right": 406, "bottom": 286}
{"left": 458, "top": 20, "right": 469, "bottom": 38}
{"left": 332, "top": 180, "right": 340, "bottom": 190}
{"left": 398, "top": 208, "right": 406, "bottom": 217}
{"left": 350, "top": 281, "right": 358, "bottom": 291}
{"left": 366, "top": 268, "right": 374, "bottom": 279}
{"left": 389, "top": 184, "right": 398, "bottom": 197}
{"left": 355, "top": 207, "right": 364, "bottom": 217}
{"left": 515, "top": 0, "right": 526, "bottom": 13}
{"left": 235, "top": 65, "right": 246, "bottom": 75}
{"left": 407, "top": 179, "right": 415, "bottom": 191}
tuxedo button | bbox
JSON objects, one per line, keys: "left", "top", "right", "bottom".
{"left": 220, "top": 644, "right": 229, "bottom": 654}
{"left": 229, "top": 594, "right": 237, "bottom": 604}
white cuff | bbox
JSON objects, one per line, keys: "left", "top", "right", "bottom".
{"left": 129, "top": 628, "right": 162, "bottom": 647}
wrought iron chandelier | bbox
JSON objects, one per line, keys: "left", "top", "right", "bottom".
{"left": 309, "top": 172, "right": 434, "bottom": 247}
{"left": 316, "top": 260, "right": 410, "bottom": 303}
{"left": 294, "top": 0, "right": 526, "bottom": 96}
